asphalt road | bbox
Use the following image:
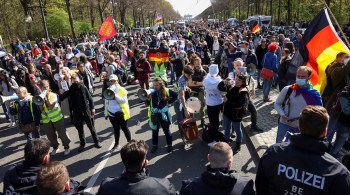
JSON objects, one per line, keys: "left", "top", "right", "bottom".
{"left": 0, "top": 79, "right": 258, "bottom": 194}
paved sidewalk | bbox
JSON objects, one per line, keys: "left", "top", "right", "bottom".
{"left": 242, "top": 88, "right": 281, "bottom": 158}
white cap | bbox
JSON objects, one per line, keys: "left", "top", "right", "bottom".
{"left": 209, "top": 64, "right": 219, "bottom": 76}
{"left": 109, "top": 74, "right": 118, "bottom": 81}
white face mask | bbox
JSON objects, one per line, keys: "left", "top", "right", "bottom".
{"left": 344, "top": 57, "right": 350, "bottom": 65}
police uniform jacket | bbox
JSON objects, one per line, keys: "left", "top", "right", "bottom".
{"left": 256, "top": 133, "right": 350, "bottom": 195}
{"left": 180, "top": 166, "right": 255, "bottom": 195}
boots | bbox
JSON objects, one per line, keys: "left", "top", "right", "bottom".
{"left": 233, "top": 142, "right": 241, "bottom": 154}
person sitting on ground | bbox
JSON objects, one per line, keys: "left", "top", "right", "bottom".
{"left": 36, "top": 161, "right": 89, "bottom": 195}
{"left": 180, "top": 142, "right": 255, "bottom": 195}
{"left": 97, "top": 140, "right": 177, "bottom": 195}
{"left": 256, "top": 105, "right": 350, "bottom": 195}
{"left": 3, "top": 138, "right": 50, "bottom": 195}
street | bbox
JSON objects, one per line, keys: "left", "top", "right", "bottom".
{"left": 0, "top": 79, "right": 258, "bottom": 194}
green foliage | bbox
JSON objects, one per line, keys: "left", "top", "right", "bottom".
{"left": 75, "top": 21, "right": 92, "bottom": 33}
{"left": 46, "top": 10, "right": 70, "bottom": 37}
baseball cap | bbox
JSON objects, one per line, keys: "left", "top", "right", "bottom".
{"left": 109, "top": 74, "right": 118, "bottom": 81}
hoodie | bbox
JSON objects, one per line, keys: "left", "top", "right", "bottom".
{"left": 3, "top": 162, "right": 42, "bottom": 195}
{"left": 204, "top": 75, "right": 223, "bottom": 106}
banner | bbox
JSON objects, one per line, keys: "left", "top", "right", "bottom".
{"left": 98, "top": 16, "right": 117, "bottom": 42}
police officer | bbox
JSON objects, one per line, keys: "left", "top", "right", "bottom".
{"left": 104, "top": 74, "right": 131, "bottom": 151}
{"left": 256, "top": 105, "right": 350, "bottom": 195}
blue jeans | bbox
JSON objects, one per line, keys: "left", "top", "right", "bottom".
{"left": 330, "top": 122, "right": 350, "bottom": 158}
{"left": 262, "top": 78, "right": 273, "bottom": 99}
{"left": 25, "top": 129, "right": 41, "bottom": 140}
{"left": 276, "top": 123, "right": 299, "bottom": 143}
{"left": 174, "top": 100, "right": 184, "bottom": 136}
{"left": 256, "top": 69, "right": 262, "bottom": 85}
{"left": 170, "top": 66, "right": 176, "bottom": 83}
{"left": 227, "top": 63, "right": 234, "bottom": 73}
{"left": 326, "top": 112, "right": 337, "bottom": 143}
{"left": 223, "top": 115, "right": 242, "bottom": 142}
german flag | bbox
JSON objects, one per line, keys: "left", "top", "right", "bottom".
{"left": 296, "top": 8, "right": 350, "bottom": 94}
{"left": 251, "top": 21, "right": 260, "bottom": 34}
{"left": 148, "top": 48, "right": 169, "bottom": 63}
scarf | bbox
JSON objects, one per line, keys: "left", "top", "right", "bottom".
{"left": 291, "top": 83, "right": 323, "bottom": 106}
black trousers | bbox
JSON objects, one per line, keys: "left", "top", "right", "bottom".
{"left": 109, "top": 115, "right": 131, "bottom": 145}
{"left": 73, "top": 110, "right": 99, "bottom": 146}
{"left": 207, "top": 104, "right": 223, "bottom": 139}
{"left": 248, "top": 100, "right": 257, "bottom": 127}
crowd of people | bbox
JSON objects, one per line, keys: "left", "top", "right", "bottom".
{"left": 1, "top": 20, "right": 350, "bottom": 194}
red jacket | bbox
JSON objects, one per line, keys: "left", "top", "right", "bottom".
{"left": 136, "top": 59, "right": 151, "bottom": 81}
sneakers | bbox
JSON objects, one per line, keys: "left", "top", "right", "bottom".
{"left": 208, "top": 141, "right": 217, "bottom": 147}
{"left": 95, "top": 142, "right": 102, "bottom": 148}
{"left": 8, "top": 122, "right": 15, "bottom": 128}
{"left": 0, "top": 114, "right": 6, "bottom": 119}
{"left": 51, "top": 148, "right": 60, "bottom": 155}
{"left": 151, "top": 146, "right": 158, "bottom": 153}
{"left": 112, "top": 144, "right": 121, "bottom": 151}
{"left": 64, "top": 148, "right": 71, "bottom": 155}
{"left": 166, "top": 145, "right": 173, "bottom": 153}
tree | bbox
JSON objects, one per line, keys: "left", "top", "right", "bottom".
{"left": 65, "top": 0, "right": 76, "bottom": 39}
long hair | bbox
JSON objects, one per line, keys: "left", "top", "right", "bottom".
{"left": 154, "top": 78, "right": 167, "bottom": 101}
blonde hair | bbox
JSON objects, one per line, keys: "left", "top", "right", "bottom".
{"left": 209, "top": 142, "right": 233, "bottom": 167}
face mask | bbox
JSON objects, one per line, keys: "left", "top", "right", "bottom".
{"left": 240, "top": 48, "right": 246, "bottom": 53}
{"left": 179, "top": 54, "right": 184, "bottom": 58}
{"left": 296, "top": 78, "right": 307, "bottom": 86}
{"left": 281, "top": 56, "right": 286, "bottom": 60}
{"left": 344, "top": 57, "right": 350, "bottom": 65}
{"left": 13, "top": 67, "right": 18, "bottom": 71}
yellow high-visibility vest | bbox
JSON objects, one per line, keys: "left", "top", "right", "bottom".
{"left": 105, "top": 87, "right": 130, "bottom": 120}
{"left": 40, "top": 93, "right": 63, "bottom": 123}
{"left": 153, "top": 63, "right": 167, "bottom": 82}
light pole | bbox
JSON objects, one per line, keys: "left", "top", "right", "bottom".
{"left": 38, "top": 0, "right": 49, "bottom": 40}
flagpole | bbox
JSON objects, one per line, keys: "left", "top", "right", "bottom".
{"left": 321, "top": 0, "right": 350, "bottom": 48}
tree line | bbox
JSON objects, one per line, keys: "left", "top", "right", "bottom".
{"left": 198, "top": 0, "right": 350, "bottom": 27}
{"left": 0, "top": 0, "right": 181, "bottom": 45}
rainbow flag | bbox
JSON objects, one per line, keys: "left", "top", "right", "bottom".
{"left": 294, "top": 8, "right": 350, "bottom": 94}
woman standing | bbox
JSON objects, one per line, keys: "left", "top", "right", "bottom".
{"left": 261, "top": 43, "right": 278, "bottom": 102}
{"left": 104, "top": 74, "right": 131, "bottom": 151}
{"left": 0, "top": 72, "right": 19, "bottom": 127}
{"left": 149, "top": 78, "right": 178, "bottom": 153}
{"left": 58, "top": 67, "right": 72, "bottom": 119}
{"left": 218, "top": 74, "right": 249, "bottom": 153}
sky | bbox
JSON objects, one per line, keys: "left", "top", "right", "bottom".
{"left": 166, "top": 0, "right": 212, "bottom": 17}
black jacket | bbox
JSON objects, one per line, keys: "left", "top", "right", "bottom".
{"left": 3, "top": 162, "right": 42, "bottom": 195}
{"left": 256, "top": 134, "right": 350, "bottom": 195}
{"left": 218, "top": 82, "right": 249, "bottom": 122}
{"left": 97, "top": 168, "right": 177, "bottom": 195}
{"left": 60, "top": 83, "right": 94, "bottom": 112}
{"left": 180, "top": 167, "right": 255, "bottom": 195}
{"left": 61, "top": 179, "right": 90, "bottom": 195}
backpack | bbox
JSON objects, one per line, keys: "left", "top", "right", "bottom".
{"left": 181, "top": 118, "right": 199, "bottom": 141}
{"left": 278, "top": 86, "right": 293, "bottom": 123}
{"left": 109, "top": 63, "right": 124, "bottom": 75}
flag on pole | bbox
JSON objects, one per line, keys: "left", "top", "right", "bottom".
{"left": 155, "top": 15, "right": 163, "bottom": 25}
{"left": 98, "top": 16, "right": 117, "bottom": 42}
{"left": 251, "top": 21, "right": 260, "bottom": 34}
{"left": 294, "top": 8, "right": 350, "bottom": 94}
{"left": 148, "top": 48, "right": 169, "bottom": 63}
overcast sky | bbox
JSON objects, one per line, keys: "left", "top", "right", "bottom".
{"left": 166, "top": 0, "right": 212, "bottom": 17}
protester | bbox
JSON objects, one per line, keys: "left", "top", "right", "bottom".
{"left": 60, "top": 73, "right": 102, "bottom": 152}
{"left": 0, "top": 71, "right": 19, "bottom": 127}
{"left": 39, "top": 80, "right": 71, "bottom": 155}
{"left": 218, "top": 74, "right": 249, "bottom": 153}
{"left": 104, "top": 74, "right": 131, "bottom": 151}
{"left": 97, "top": 140, "right": 177, "bottom": 195}
{"left": 256, "top": 105, "right": 350, "bottom": 195}
{"left": 3, "top": 138, "right": 50, "bottom": 195}
{"left": 261, "top": 42, "right": 278, "bottom": 102}
{"left": 180, "top": 142, "right": 255, "bottom": 195}
{"left": 148, "top": 78, "right": 178, "bottom": 153}
{"left": 203, "top": 64, "right": 223, "bottom": 142}
{"left": 135, "top": 51, "right": 152, "bottom": 90}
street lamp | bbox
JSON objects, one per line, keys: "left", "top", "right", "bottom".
{"left": 109, "top": 0, "right": 117, "bottom": 22}
{"left": 26, "top": 0, "right": 49, "bottom": 40}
